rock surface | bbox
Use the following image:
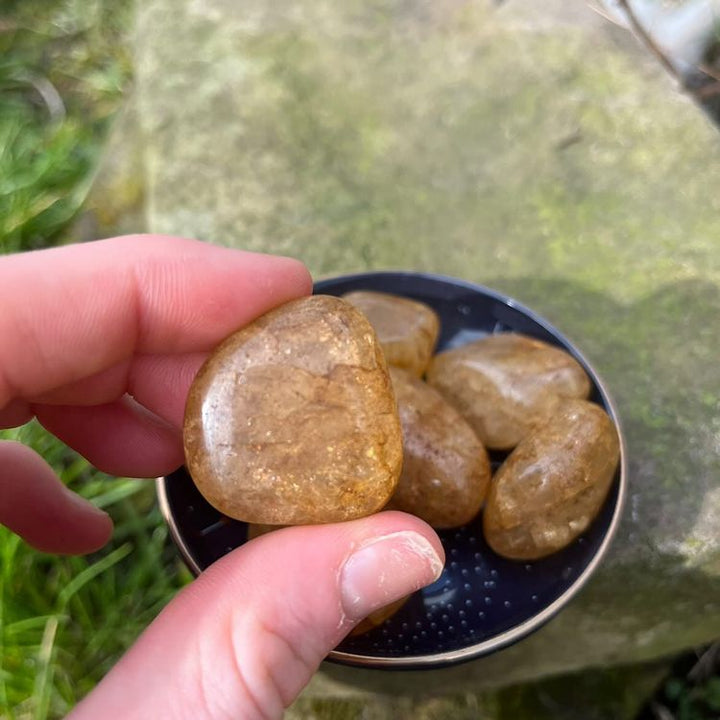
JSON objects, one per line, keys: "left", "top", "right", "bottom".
{"left": 387, "top": 367, "right": 491, "bottom": 528}
{"left": 427, "top": 333, "right": 591, "bottom": 450}
{"left": 484, "top": 399, "right": 621, "bottom": 560}
{"left": 99, "top": 0, "right": 720, "bottom": 704}
{"left": 183, "top": 295, "right": 402, "bottom": 524}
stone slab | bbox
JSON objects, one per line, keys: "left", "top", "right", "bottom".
{"left": 123, "top": 0, "right": 720, "bottom": 696}
{"left": 286, "top": 660, "right": 669, "bottom": 719}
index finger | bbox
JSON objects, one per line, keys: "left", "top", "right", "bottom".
{"left": 0, "top": 235, "right": 312, "bottom": 408}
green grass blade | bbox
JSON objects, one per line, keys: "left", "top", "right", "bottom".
{"left": 32, "top": 616, "right": 59, "bottom": 720}
{"left": 58, "top": 544, "right": 133, "bottom": 610}
{"left": 4, "top": 617, "right": 69, "bottom": 638}
{"left": 85, "top": 480, "right": 147, "bottom": 509}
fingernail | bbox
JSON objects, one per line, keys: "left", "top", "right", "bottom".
{"left": 340, "top": 531, "right": 444, "bottom": 621}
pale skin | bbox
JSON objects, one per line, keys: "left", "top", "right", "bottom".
{"left": 0, "top": 235, "right": 445, "bottom": 720}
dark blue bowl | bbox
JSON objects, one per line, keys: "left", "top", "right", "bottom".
{"left": 157, "top": 272, "right": 626, "bottom": 669}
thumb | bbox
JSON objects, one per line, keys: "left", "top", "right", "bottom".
{"left": 67, "top": 511, "right": 444, "bottom": 720}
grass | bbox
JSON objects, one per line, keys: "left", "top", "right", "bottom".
{"left": 0, "top": 2, "right": 191, "bottom": 719}
{"left": 0, "top": 423, "right": 192, "bottom": 719}
{"left": 0, "top": 0, "right": 132, "bottom": 254}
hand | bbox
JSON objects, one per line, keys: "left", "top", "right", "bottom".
{"left": 0, "top": 235, "right": 444, "bottom": 720}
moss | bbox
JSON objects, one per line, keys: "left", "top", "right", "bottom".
{"left": 286, "top": 698, "right": 365, "bottom": 720}
{"left": 290, "top": 664, "right": 667, "bottom": 720}
{"left": 493, "top": 663, "right": 668, "bottom": 720}
{"left": 142, "top": 0, "right": 720, "bottom": 303}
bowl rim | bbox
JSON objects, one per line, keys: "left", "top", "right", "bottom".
{"left": 156, "top": 271, "right": 628, "bottom": 669}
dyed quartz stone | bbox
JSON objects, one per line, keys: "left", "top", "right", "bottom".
{"left": 386, "top": 367, "right": 491, "bottom": 528}
{"left": 350, "top": 596, "right": 409, "bottom": 636}
{"left": 483, "top": 399, "right": 620, "bottom": 560}
{"left": 246, "top": 523, "right": 284, "bottom": 540}
{"left": 427, "top": 333, "right": 591, "bottom": 450}
{"left": 183, "top": 295, "right": 403, "bottom": 525}
{"left": 342, "top": 291, "right": 440, "bottom": 377}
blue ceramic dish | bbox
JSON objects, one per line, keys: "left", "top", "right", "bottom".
{"left": 157, "top": 272, "right": 626, "bottom": 669}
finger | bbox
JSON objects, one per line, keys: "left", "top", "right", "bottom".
{"left": 35, "top": 396, "right": 183, "bottom": 478}
{"left": 127, "top": 353, "right": 207, "bottom": 427}
{"left": 0, "top": 235, "right": 311, "bottom": 408}
{"left": 0, "top": 398, "right": 33, "bottom": 429}
{"left": 0, "top": 353, "right": 202, "bottom": 448}
{"left": 30, "top": 353, "right": 208, "bottom": 430}
{"left": 30, "top": 354, "right": 207, "bottom": 477}
{"left": 67, "top": 512, "right": 445, "bottom": 720}
{"left": 0, "top": 440, "right": 113, "bottom": 554}
{"left": 29, "top": 361, "right": 132, "bottom": 407}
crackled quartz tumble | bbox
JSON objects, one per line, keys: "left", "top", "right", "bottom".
{"left": 342, "top": 290, "right": 440, "bottom": 377}
{"left": 386, "top": 367, "right": 491, "bottom": 528}
{"left": 483, "top": 399, "right": 620, "bottom": 560}
{"left": 183, "top": 295, "right": 403, "bottom": 525}
{"left": 427, "top": 333, "right": 591, "bottom": 450}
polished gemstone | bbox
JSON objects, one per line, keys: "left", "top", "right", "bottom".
{"left": 342, "top": 290, "right": 440, "bottom": 377}
{"left": 246, "top": 523, "right": 284, "bottom": 540}
{"left": 183, "top": 295, "right": 403, "bottom": 524}
{"left": 386, "top": 367, "right": 491, "bottom": 528}
{"left": 483, "top": 399, "right": 620, "bottom": 560}
{"left": 427, "top": 333, "right": 591, "bottom": 450}
{"left": 349, "top": 596, "right": 409, "bottom": 636}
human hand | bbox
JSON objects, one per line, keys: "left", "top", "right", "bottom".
{"left": 0, "top": 236, "right": 444, "bottom": 719}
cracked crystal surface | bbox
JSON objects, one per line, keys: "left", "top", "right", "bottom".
{"left": 183, "top": 295, "right": 402, "bottom": 524}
